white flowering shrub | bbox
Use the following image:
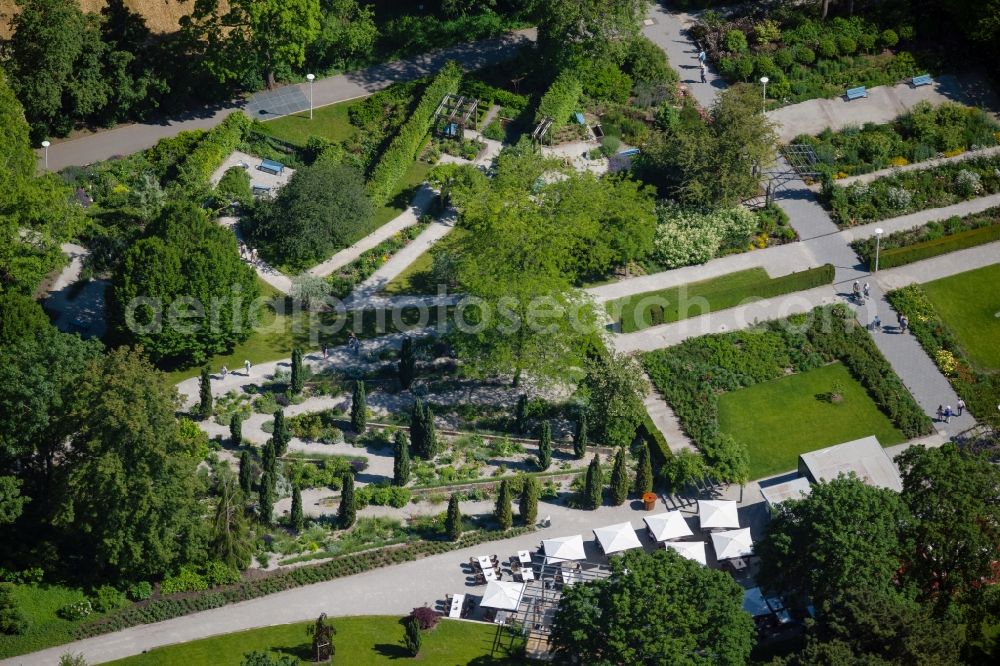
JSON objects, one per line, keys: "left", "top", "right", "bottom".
{"left": 885, "top": 186, "right": 912, "bottom": 210}
{"left": 847, "top": 181, "right": 870, "bottom": 204}
{"left": 954, "top": 169, "right": 982, "bottom": 196}
{"left": 652, "top": 203, "right": 757, "bottom": 268}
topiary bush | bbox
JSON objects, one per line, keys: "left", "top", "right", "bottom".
{"left": 536, "top": 70, "right": 583, "bottom": 133}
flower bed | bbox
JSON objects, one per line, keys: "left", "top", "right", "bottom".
{"left": 851, "top": 206, "right": 1000, "bottom": 269}
{"left": 794, "top": 102, "right": 1000, "bottom": 177}
{"left": 642, "top": 304, "right": 932, "bottom": 474}
{"left": 691, "top": 10, "right": 922, "bottom": 105}
{"left": 820, "top": 154, "right": 1000, "bottom": 226}
{"left": 326, "top": 221, "right": 429, "bottom": 297}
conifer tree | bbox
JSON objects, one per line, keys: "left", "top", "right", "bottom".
{"left": 573, "top": 411, "right": 588, "bottom": 459}
{"left": 537, "top": 421, "right": 552, "bottom": 470}
{"left": 635, "top": 442, "right": 654, "bottom": 496}
{"left": 494, "top": 479, "right": 513, "bottom": 530}
{"left": 445, "top": 493, "right": 462, "bottom": 541}
{"left": 290, "top": 348, "right": 304, "bottom": 394}
{"left": 272, "top": 409, "right": 290, "bottom": 457}
{"left": 393, "top": 430, "right": 411, "bottom": 486}
{"left": 230, "top": 412, "right": 243, "bottom": 447}
{"left": 515, "top": 394, "right": 528, "bottom": 434}
{"left": 351, "top": 380, "right": 367, "bottom": 434}
{"left": 198, "top": 366, "right": 213, "bottom": 420}
{"left": 290, "top": 484, "right": 304, "bottom": 531}
{"left": 410, "top": 399, "right": 426, "bottom": 458}
{"left": 339, "top": 472, "right": 356, "bottom": 528}
{"left": 424, "top": 405, "right": 438, "bottom": 458}
{"left": 610, "top": 446, "right": 629, "bottom": 506}
{"left": 262, "top": 440, "right": 277, "bottom": 477}
{"left": 238, "top": 449, "right": 253, "bottom": 494}
{"left": 520, "top": 476, "right": 539, "bottom": 526}
{"left": 584, "top": 454, "right": 603, "bottom": 510}
{"left": 403, "top": 615, "right": 422, "bottom": 656}
{"left": 258, "top": 472, "right": 274, "bottom": 525}
{"left": 398, "top": 337, "right": 416, "bottom": 389}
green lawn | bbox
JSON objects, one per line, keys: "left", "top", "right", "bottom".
{"left": 104, "top": 616, "right": 524, "bottom": 665}
{"left": 383, "top": 227, "right": 469, "bottom": 295}
{"left": 259, "top": 99, "right": 362, "bottom": 147}
{"left": 0, "top": 583, "right": 113, "bottom": 659}
{"left": 609, "top": 265, "right": 834, "bottom": 333}
{"left": 366, "top": 160, "right": 434, "bottom": 241}
{"left": 718, "top": 362, "right": 905, "bottom": 480}
{"left": 921, "top": 263, "right": 1000, "bottom": 372}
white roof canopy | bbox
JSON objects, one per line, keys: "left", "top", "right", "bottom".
{"left": 759, "top": 477, "right": 812, "bottom": 508}
{"left": 480, "top": 580, "right": 526, "bottom": 610}
{"left": 644, "top": 511, "right": 694, "bottom": 542}
{"left": 593, "top": 522, "right": 643, "bottom": 555}
{"left": 698, "top": 499, "right": 740, "bottom": 529}
{"left": 743, "top": 586, "right": 770, "bottom": 617}
{"left": 711, "top": 528, "right": 754, "bottom": 560}
{"left": 664, "top": 540, "right": 707, "bottom": 565}
{"left": 542, "top": 534, "right": 586, "bottom": 562}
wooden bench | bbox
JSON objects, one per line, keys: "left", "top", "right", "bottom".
{"left": 846, "top": 86, "right": 868, "bottom": 100}
{"left": 911, "top": 73, "right": 933, "bottom": 87}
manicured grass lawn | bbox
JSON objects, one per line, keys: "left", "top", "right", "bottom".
{"left": 921, "top": 263, "right": 1000, "bottom": 372}
{"left": 260, "top": 98, "right": 362, "bottom": 147}
{"left": 105, "top": 616, "right": 524, "bottom": 665}
{"left": 383, "top": 227, "right": 469, "bottom": 295}
{"left": 718, "top": 362, "right": 905, "bottom": 480}
{"left": 0, "top": 583, "right": 114, "bottom": 659}
{"left": 609, "top": 265, "right": 834, "bottom": 333}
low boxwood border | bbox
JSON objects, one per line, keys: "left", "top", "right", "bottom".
{"left": 642, "top": 304, "right": 932, "bottom": 465}
{"left": 73, "top": 526, "right": 533, "bottom": 641}
{"left": 852, "top": 208, "right": 1000, "bottom": 270}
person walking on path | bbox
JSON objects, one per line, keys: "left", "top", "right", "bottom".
{"left": 220, "top": 365, "right": 228, "bottom": 378}
{"left": 863, "top": 282, "right": 870, "bottom": 298}
{"left": 697, "top": 48, "right": 706, "bottom": 64}
{"left": 852, "top": 280, "right": 861, "bottom": 303}
{"left": 944, "top": 405, "right": 953, "bottom": 423}
{"left": 899, "top": 314, "right": 908, "bottom": 333}
{"left": 936, "top": 405, "right": 944, "bottom": 422}
{"left": 700, "top": 64, "right": 707, "bottom": 83}
{"left": 957, "top": 398, "right": 966, "bottom": 416}
{"left": 244, "top": 359, "right": 251, "bottom": 376}
{"left": 873, "top": 315, "right": 881, "bottom": 332}
{"left": 322, "top": 344, "right": 328, "bottom": 359}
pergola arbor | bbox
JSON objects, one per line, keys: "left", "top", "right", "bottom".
{"left": 433, "top": 92, "right": 480, "bottom": 137}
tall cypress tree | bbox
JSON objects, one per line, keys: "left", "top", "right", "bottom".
{"left": 445, "top": 493, "right": 462, "bottom": 541}
{"left": 515, "top": 394, "right": 528, "bottom": 434}
{"left": 351, "top": 380, "right": 367, "bottom": 434}
{"left": 635, "top": 442, "right": 654, "bottom": 496}
{"left": 258, "top": 472, "right": 274, "bottom": 525}
{"left": 410, "top": 399, "right": 426, "bottom": 458}
{"left": 339, "top": 472, "right": 356, "bottom": 529}
{"left": 238, "top": 449, "right": 253, "bottom": 494}
{"left": 272, "top": 409, "right": 290, "bottom": 457}
{"left": 584, "top": 454, "right": 603, "bottom": 510}
{"left": 290, "top": 484, "right": 304, "bottom": 531}
{"left": 262, "top": 440, "right": 276, "bottom": 477}
{"left": 424, "top": 405, "right": 438, "bottom": 459}
{"left": 230, "top": 412, "right": 243, "bottom": 447}
{"left": 494, "top": 479, "right": 513, "bottom": 531}
{"left": 520, "top": 476, "right": 539, "bottom": 527}
{"left": 290, "top": 348, "right": 304, "bottom": 394}
{"left": 537, "top": 421, "right": 552, "bottom": 471}
{"left": 393, "top": 430, "right": 411, "bottom": 486}
{"left": 573, "top": 411, "right": 588, "bottom": 459}
{"left": 610, "top": 447, "right": 629, "bottom": 506}
{"left": 398, "top": 337, "right": 416, "bottom": 390}
{"left": 198, "top": 366, "right": 213, "bottom": 420}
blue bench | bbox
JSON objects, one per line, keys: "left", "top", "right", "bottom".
{"left": 574, "top": 112, "right": 586, "bottom": 125}
{"left": 846, "top": 86, "right": 867, "bottom": 101}
{"left": 258, "top": 158, "right": 285, "bottom": 175}
{"left": 912, "top": 73, "right": 933, "bottom": 87}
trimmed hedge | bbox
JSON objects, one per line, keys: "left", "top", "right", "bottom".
{"left": 367, "top": 62, "right": 463, "bottom": 205}
{"left": 175, "top": 112, "right": 253, "bottom": 189}
{"left": 642, "top": 305, "right": 932, "bottom": 465}
{"left": 74, "top": 526, "right": 533, "bottom": 640}
{"left": 536, "top": 70, "right": 583, "bottom": 133}
{"left": 639, "top": 412, "right": 671, "bottom": 471}
{"left": 852, "top": 209, "right": 1000, "bottom": 270}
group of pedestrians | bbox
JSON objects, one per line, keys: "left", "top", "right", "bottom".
{"left": 937, "top": 400, "right": 966, "bottom": 423}
{"left": 239, "top": 243, "right": 260, "bottom": 265}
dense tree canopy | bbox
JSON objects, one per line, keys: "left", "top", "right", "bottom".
{"left": 246, "top": 160, "right": 373, "bottom": 270}
{"left": 550, "top": 549, "right": 754, "bottom": 665}
{"left": 307, "top": 0, "right": 378, "bottom": 70}
{"left": 113, "top": 200, "right": 259, "bottom": 367}
{"left": 537, "top": 0, "right": 649, "bottom": 67}
{"left": 578, "top": 352, "right": 647, "bottom": 447}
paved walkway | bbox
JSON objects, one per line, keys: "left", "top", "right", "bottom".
{"left": 767, "top": 73, "right": 1000, "bottom": 142}
{"left": 643, "top": 2, "right": 725, "bottom": 108}
{"left": 835, "top": 145, "right": 1000, "bottom": 187}
{"left": 42, "top": 244, "right": 108, "bottom": 339}
{"left": 34, "top": 30, "right": 536, "bottom": 171}
{"left": 642, "top": 380, "right": 695, "bottom": 453}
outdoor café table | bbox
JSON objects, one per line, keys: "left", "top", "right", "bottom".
{"left": 482, "top": 567, "right": 497, "bottom": 582}
{"left": 449, "top": 594, "right": 465, "bottom": 618}
{"left": 517, "top": 550, "right": 532, "bottom": 564}
{"left": 477, "top": 556, "right": 492, "bottom": 571}
{"left": 520, "top": 568, "right": 535, "bottom": 581}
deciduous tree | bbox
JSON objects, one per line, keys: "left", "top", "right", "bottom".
{"left": 537, "top": 0, "right": 649, "bottom": 67}
{"left": 580, "top": 352, "right": 646, "bottom": 447}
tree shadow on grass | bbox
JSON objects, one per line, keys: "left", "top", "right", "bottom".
{"left": 373, "top": 642, "right": 410, "bottom": 659}
{"left": 271, "top": 642, "right": 313, "bottom": 661}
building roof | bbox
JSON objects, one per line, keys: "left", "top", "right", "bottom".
{"left": 759, "top": 477, "right": 812, "bottom": 507}
{"left": 798, "top": 436, "right": 902, "bottom": 492}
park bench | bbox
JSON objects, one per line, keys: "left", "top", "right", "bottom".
{"left": 258, "top": 158, "right": 285, "bottom": 175}
{"left": 911, "top": 73, "right": 933, "bottom": 87}
{"left": 845, "top": 86, "right": 868, "bottom": 101}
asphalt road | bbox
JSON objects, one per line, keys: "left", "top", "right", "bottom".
{"left": 34, "top": 28, "right": 536, "bottom": 172}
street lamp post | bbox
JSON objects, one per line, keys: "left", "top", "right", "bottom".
{"left": 41, "top": 140, "right": 50, "bottom": 169}
{"left": 874, "top": 227, "right": 884, "bottom": 272}
{"left": 306, "top": 73, "right": 315, "bottom": 119}
{"left": 759, "top": 76, "right": 769, "bottom": 114}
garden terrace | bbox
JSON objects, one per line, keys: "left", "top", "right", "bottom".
{"left": 888, "top": 264, "right": 1000, "bottom": 427}
{"left": 851, "top": 206, "right": 1000, "bottom": 270}
{"left": 691, "top": 7, "right": 925, "bottom": 106}
{"left": 793, "top": 101, "right": 1000, "bottom": 178}
{"left": 820, "top": 153, "right": 1000, "bottom": 226}
{"left": 642, "top": 304, "right": 932, "bottom": 482}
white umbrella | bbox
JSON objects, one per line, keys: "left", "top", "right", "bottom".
{"left": 480, "top": 580, "right": 526, "bottom": 611}
{"left": 743, "top": 586, "right": 770, "bottom": 617}
{"left": 593, "top": 522, "right": 642, "bottom": 555}
{"left": 664, "top": 540, "right": 707, "bottom": 566}
{"left": 698, "top": 499, "right": 740, "bottom": 529}
{"left": 711, "top": 528, "right": 754, "bottom": 560}
{"left": 542, "top": 534, "right": 586, "bottom": 562}
{"left": 644, "top": 511, "right": 694, "bottom": 542}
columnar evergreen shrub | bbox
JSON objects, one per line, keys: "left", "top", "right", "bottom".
{"left": 230, "top": 412, "right": 243, "bottom": 447}
{"left": 445, "top": 493, "right": 462, "bottom": 541}
{"left": 198, "top": 367, "right": 213, "bottom": 420}
{"left": 494, "top": 479, "right": 513, "bottom": 531}
{"left": 403, "top": 615, "right": 422, "bottom": 656}
{"left": 573, "top": 411, "right": 588, "bottom": 459}
{"left": 635, "top": 442, "right": 654, "bottom": 496}
{"left": 351, "top": 380, "right": 367, "bottom": 434}
{"left": 290, "top": 348, "right": 303, "bottom": 394}
{"left": 339, "top": 472, "right": 356, "bottom": 529}
{"left": 515, "top": 394, "right": 528, "bottom": 434}
{"left": 609, "top": 447, "right": 629, "bottom": 506}
{"left": 393, "top": 430, "right": 411, "bottom": 486}
{"left": 258, "top": 473, "right": 274, "bottom": 526}
{"left": 398, "top": 337, "right": 417, "bottom": 389}
{"left": 290, "top": 485, "right": 303, "bottom": 532}
{"left": 272, "top": 410, "right": 290, "bottom": 458}
{"left": 537, "top": 422, "right": 552, "bottom": 471}
{"left": 238, "top": 449, "right": 253, "bottom": 494}
{"left": 520, "top": 477, "right": 539, "bottom": 527}
{"left": 261, "top": 440, "right": 276, "bottom": 477}
{"left": 584, "top": 455, "right": 603, "bottom": 510}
